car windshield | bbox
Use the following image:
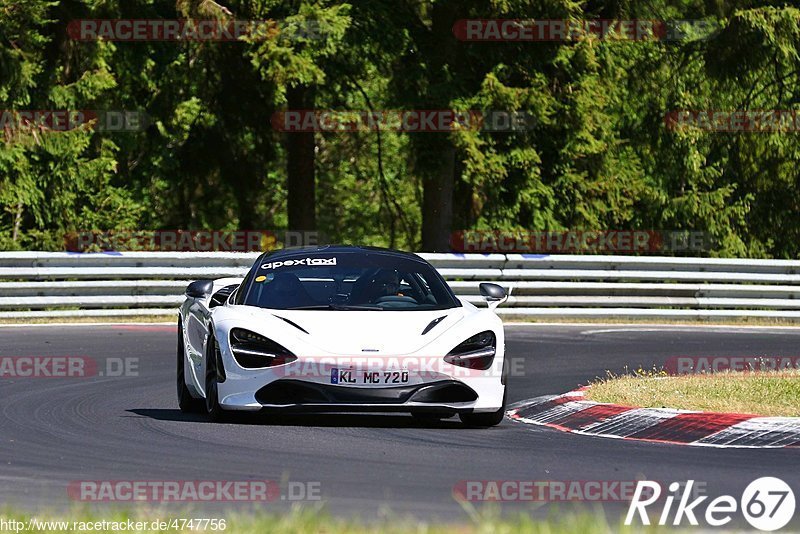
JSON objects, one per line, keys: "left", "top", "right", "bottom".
{"left": 239, "top": 251, "right": 460, "bottom": 311}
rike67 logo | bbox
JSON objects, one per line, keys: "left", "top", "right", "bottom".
{"left": 626, "top": 477, "right": 795, "bottom": 531}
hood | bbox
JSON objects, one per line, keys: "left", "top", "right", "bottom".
{"left": 266, "top": 307, "right": 466, "bottom": 355}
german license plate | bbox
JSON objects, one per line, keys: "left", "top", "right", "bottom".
{"left": 330, "top": 368, "right": 409, "bottom": 385}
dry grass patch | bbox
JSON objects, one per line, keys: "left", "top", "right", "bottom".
{"left": 587, "top": 369, "right": 800, "bottom": 417}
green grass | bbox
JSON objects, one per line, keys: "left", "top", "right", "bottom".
{"left": 503, "top": 316, "right": 800, "bottom": 326}
{"left": 0, "top": 315, "right": 176, "bottom": 325}
{"left": 587, "top": 369, "right": 800, "bottom": 417}
{"left": 0, "top": 506, "right": 660, "bottom": 534}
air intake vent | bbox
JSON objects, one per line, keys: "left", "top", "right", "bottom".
{"left": 421, "top": 316, "right": 447, "bottom": 335}
{"left": 273, "top": 315, "right": 309, "bottom": 334}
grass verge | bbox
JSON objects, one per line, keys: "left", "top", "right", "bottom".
{"left": 587, "top": 369, "right": 800, "bottom": 417}
{"left": 0, "top": 315, "right": 176, "bottom": 325}
{"left": 503, "top": 316, "right": 800, "bottom": 327}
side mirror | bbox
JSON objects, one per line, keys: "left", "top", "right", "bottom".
{"left": 479, "top": 283, "right": 507, "bottom": 310}
{"left": 186, "top": 280, "right": 214, "bottom": 299}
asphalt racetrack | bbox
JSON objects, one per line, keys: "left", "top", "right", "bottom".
{"left": 1, "top": 323, "right": 799, "bottom": 522}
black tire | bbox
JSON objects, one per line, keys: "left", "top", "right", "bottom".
{"left": 459, "top": 389, "right": 507, "bottom": 427}
{"left": 205, "top": 336, "right": 229, "bottom": 422}
{"left": 177, "top": 322, "right": 205, "bottom": 413}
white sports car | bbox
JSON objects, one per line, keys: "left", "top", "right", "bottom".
{"left": 177, "top": 246, "right": 508, "bottom": 426}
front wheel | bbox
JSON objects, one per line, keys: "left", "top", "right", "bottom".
{"left": 205, "top": 336, "right": 229, "bottom": 422}
{"left": 460, "top": 389, "right": 506, "bottom": 427}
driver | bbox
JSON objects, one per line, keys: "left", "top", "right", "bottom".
{"left": 366, "top": 269, "right": 402, "bottom": 302}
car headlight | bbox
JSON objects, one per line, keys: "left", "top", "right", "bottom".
{"left": 229, "top": 328, "right": 298, "bottom": 369}
{"left": 444, "top": 331, "right": 496, "bottom": 370}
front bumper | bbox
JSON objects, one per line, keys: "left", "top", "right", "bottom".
{"left": 218, "top": 372, "right": 503, "bottom": 413}
{"left": 211, "top": 315, "right": 506, "bottom": 414}
{"left": 251, "top": 379, "right": 478, "bottom": 414}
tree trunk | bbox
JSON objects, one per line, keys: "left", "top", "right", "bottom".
{"left": 11, "top": 202, "right": 22, "bottom": 242}
{"left": 419, "top": 3, "right": 458, "bottom": 252}
{"left": 286, "top": 85, "right": 316, "bottom": 232}
{"left": 421, "top": 145, "right": 455, "bottom": 252}
{"left": 229, "top": 161, "right": 258, "bottom": 230}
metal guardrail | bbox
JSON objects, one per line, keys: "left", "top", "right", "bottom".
{"left": 2, "top": 252, "right": 800, "bottom": 320}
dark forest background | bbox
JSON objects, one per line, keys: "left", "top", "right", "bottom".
{"left": 2, "top": 1, "right": 800, "bottom": 256}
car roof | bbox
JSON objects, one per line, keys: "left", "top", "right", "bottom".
{"left": 257, "top": 245, "right": 427, "bottom": 264}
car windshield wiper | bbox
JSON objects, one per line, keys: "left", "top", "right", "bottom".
{"left": 284, "top": 304, "right": 384, "bottom": 311}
